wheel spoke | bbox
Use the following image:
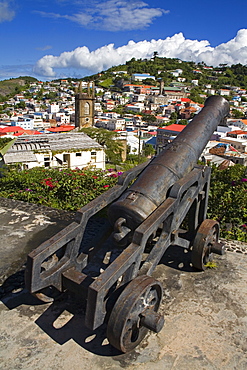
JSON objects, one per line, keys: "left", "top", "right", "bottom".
{"left": 191, "top": 219, "right": 220, "bottom": 271}
{"left": 107, "top": 275, "right": 163, "bottom": 352}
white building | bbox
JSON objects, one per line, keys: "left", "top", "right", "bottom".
{"left": 10, "top": 117, "right": 34, "bottom": 130}
{"left": 4, "top": 133, "right": 105, "bottom": 170}
{"left": 54, "top": 112, "right": 71, "bottom": 125}
{"left": 131, "top": 73, "right": 155, "bottom": 82}
{"left": 170, "top": 69, "right": 183, "bottom": 77}
{"left": 47, "top": 104, "right": 60, "bottom": 114}
{"left": 107, "top": 118, "right": 126, "bottom": 131}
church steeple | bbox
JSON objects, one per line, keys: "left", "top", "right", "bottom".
{"left": 75, "top": 81, "right": 95, "bottom": 129}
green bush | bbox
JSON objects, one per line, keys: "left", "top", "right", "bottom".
{"left": 0, "top": 163, "right": 246, "bottom": 241}
{"left": 0, "top": 166, "right": 121, "bottom": 211}
{"left": 208, "top": 164, "right": 247, "bottom": 241}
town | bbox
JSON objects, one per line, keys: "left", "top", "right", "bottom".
{"left": 0, "top": 58, "right": 247, "bottom": 170}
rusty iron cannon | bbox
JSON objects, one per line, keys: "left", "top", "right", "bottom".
{"left": 25, "top": 95, "right": 229, "bottom": 353}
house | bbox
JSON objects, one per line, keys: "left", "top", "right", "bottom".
{"left": 10, "top": 117, "right": 34, "bottom": 130}
{"left": 156, "top": 124, "right": 186, "bottom": 154}
{"left": 218, "top": 89, "right": 231, "bottom": 96}
{"left": 0, "top": 126, "right": 25, "bottom": 136}
{"left": 227, "top": 130, "right": 247, "bottom": 140}
{"left": 209, "top": 142, "right": 247, "bottom": 165}
{"left": 131, "top": 73, "right": 155, "bottom": 82}
{"left": 219, "top": 137, "right": 247, "bottom": 154}
{"left": 125, "top": 103, "right": 145, "bottom": 113}
{"left": 4, "top": 132, "right": 105, "bottom": 170}
{"left": 169, "top": 69, "right": 183, "bottom": 77}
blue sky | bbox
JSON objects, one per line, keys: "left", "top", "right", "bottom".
{"left": 0, "top": 0, "right": 247, "bottom": 80}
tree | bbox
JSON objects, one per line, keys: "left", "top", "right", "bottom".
{"left": 170, "top": 112, "right": 178, "bottom": 120}
{"left": 16, "top": 101, "right": 26, "bottom": 109}
{"left": 80, "top": 127, "right": 124, "bottom": 164}
{"left": 142, "top": 114, "right": 157, "bottom": 123}
{"left": 143, "top": 144, "right": 155, "bottom": 157}
{"left": 208, "top": 164, "right": 247, "bottom": 241}
{"left": 231, "top": 109, "right": 244, "bottom": 119}
{"left": 178, "top": 119, "right": 188, "bottom": 125}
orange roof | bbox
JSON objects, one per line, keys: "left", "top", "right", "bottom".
{"left": 46, "top": 126, "right": 75, "bottom": 133}
{"left": 228, "top": 130, "right": 246, "bottom": 135}
{"left": 241, "top": 119, "right": 247, "bottom": 125}
{"left": 0, "top": 126, "right": 24, "bottom": 133}
{"left": 24, "top": 130, "right": 41, "bottom": 135}
{"left": 159, "top": 124, "right": 186, "bottom": 132}
{"left": 13, "top": 130, "right": 41, "bottom": 137}
{"left": 124, "top": 84, "right": 156, "bottom": 89}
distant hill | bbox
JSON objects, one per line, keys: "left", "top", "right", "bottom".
{"left": 0, "top": 76, "right": 38, "bottom": 98}
{"left": 82, "top": 58, "right": 247, "bottom": 91}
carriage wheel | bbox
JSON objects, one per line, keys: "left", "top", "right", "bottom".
{"left": 191, "top": 219, "right": 220, "bottom": 271}
{"left": 107, "top": 275, "right": 164, "bottom": 353}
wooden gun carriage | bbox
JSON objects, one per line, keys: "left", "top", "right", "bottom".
{"left": 25, "top": 96, "right": 230, "bottom": 353}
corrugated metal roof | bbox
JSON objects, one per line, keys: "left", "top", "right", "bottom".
{"left": 3, "top": 133, "right": 103, "bottom": 164}
{"left": 6, "top": 132, "right": 102, "bottom": 153}
{"left": 4, "top": 151, "right": 37, "bottom": 163}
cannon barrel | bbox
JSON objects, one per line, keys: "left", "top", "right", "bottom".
{"left": 108, "top": 95, "right": 229, "bottom": 232}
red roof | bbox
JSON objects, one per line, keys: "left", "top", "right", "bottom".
{"left": 228, "top": 130, "right": 246, "bottom": 135}
{"left": 13, "top": 130, "right": 42, "bottom": 136}
{"left": 181, "top": 98, "right": 191, "bottom": 102}
{"left": 124, "top": 84, "right": 156, "bottom": 89}
{"left": 46, "top": 125, "right": 75, "bottom": 133}
{"left": 159, "top": 124, "right": 186, "bottom": 132}
{"left": 0, "top": 126, "right": 24, "bottom": 133}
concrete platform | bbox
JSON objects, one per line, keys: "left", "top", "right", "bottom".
{"left": 0, "top": 198, "right": 247, "bottom": 369}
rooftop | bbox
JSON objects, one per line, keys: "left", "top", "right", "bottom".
{"left": 4, "top": 132, "right": 102, "bottom": 164}
{"left": 158, "top": 123, "right": 186, "bottom": 132}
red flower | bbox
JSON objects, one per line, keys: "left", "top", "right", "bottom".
{"left": 92, "top": 176, "right": 98, "bottom": 179}
{"left": 45, "top": 179, "right": 55, "bottom": 189}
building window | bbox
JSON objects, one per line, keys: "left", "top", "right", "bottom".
{"left": 76, "top": 152, "right": 82, "bottom": 156}
{"left": 44, "top": 156, "right": 50, "bottom": 167}
{"left": 91, "top": 151, "right": 97, "bottom": 162}
{"left": 84, "top": 102, "right": 90, "bottom": 115}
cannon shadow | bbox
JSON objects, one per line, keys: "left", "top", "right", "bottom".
{"left": 1, "top": 245, "right": 197, "bottom": 357}
{"left": 159, "top": 245, "right": 195, "bottom": 272}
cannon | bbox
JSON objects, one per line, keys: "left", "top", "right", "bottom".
{"left": 25, "top": 96, "right": 230, "bottom": 353}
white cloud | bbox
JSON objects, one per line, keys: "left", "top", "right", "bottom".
{"left": 33, "top": 29, "right": 247, "bottom": 77}
{"left": 0, "top": 1, "right": 15, "bottom": 22}
{"left": 36, "top": 45, "right": 53, "bottom": 51}
{"left": 36, "top": 0, "right": 167, "bottom": 31}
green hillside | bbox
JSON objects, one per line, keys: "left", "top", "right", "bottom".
{"left": 83, "top": 57, "right": 247, "bottom": 91}
{"left": 0, "top": 76, "right": 38, "bottom": 100}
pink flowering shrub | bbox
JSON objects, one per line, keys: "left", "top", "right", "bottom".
{"left": 0, "top": 166, "right": 120, "bottom": 211}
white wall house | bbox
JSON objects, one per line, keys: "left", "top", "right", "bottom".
{"left": 54, "top": 112, "right": 71, "bottom": 124}
{"left": 107, "top": 118, "right": 126, "bottom": 131}
{"left": 4, "top": 133, "right": 105, "bottom": 170}
{"left": 10, "top": 117, "right": 34, "bottom": 130}
{"left": 47, "top": 104, "right": 60, "bottom": 114}
{"left": 131, "top": 73, "right": 155, "bottom": 82}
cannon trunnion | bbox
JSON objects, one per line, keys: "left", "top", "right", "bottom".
{"left": 25, "top": 96, "right": 229, "bottom": 353}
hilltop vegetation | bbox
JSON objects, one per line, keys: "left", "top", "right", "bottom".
{"left": 0, "top": 76, "right": 38, "bottom": 101}
{"left": 83, "top": 57, "right": 247, "bottom": 91}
